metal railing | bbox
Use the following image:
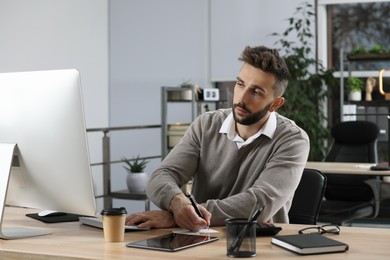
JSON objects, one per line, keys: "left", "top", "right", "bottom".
{"left": 87, "top": 124, "right": 161, "bottom": 210}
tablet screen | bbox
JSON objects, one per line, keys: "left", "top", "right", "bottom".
{"left": 126, "top": 233, "right": 219, "bottom": 252}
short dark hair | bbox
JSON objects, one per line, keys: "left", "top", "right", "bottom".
{"left": 239, "top": 46, "right": 290, "bottom": 97}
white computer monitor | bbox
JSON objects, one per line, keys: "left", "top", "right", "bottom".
{"left": 0, "top": 69, "right": 96, "bottom": 239}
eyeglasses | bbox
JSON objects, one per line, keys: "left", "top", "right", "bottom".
{"left": 298, "top": 224, "right": 340, "bottom": 235}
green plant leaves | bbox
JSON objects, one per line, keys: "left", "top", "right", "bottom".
{"left": 271, "top": 1, "right": 336, "bottom": 161}
{"left": 121, "top": 155, "right": 149, "bottom": 173}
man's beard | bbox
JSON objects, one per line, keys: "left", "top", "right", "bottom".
{"left": 233, "top": 102, "right": 272, "bottom": 126}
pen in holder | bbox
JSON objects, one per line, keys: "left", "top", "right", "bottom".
{"left": 225, "top": 207, "right": 263, "bottom": 258}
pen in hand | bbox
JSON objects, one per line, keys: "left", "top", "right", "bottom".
{"left": 185, "top": 192, "right": 208, "bottom": 228}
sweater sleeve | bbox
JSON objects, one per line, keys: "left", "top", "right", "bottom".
{"left": 146, "top": 115, "right": 203, "bottom": 211}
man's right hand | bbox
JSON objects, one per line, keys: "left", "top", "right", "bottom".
{"left": 169, "top": 193, "right": 211, "bottom": 231}
{"left": 125, "top": 210, "right": 176, "bottom": 228}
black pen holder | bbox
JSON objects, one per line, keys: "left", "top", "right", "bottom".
{"left": 225, "top": 218, "right": 256, "bottom": 258}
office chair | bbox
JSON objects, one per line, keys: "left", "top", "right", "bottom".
{"left": 289, "top": 168, "right": 327, "bottom": 225}
{"left": 318, "top": 120, "right": 381, "bottom": 225}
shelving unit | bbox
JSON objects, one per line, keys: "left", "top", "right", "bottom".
{"left": 340, "top": 49, "right": 390, "bottom": 114}
{"left": 161, "top": 86, "right": 221, "bottom": 159}
{"left": 161, "top": 87, "right": 195, "bottom": 159}
{"left": 339, "top": 49, "right": 388, "bottom": 119}
{"left": 339, "top": 49, "right": 390, "bottom": 162}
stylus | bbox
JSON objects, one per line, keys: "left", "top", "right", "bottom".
{"left": 185, "top": 193, "right": 204, "bottom": 219}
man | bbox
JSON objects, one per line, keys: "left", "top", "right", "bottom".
{"left": 126, "top": 45, "right": 310, "bottom": 231}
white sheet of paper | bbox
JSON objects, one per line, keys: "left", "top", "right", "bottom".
{"left": 173, "top": 228, "right": 219, "bottom": 235}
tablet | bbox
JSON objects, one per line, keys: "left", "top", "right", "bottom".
{"left": 126, "top": 233, "right": 219, "bottom": 252}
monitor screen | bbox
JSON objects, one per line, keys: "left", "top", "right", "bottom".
{"left": 0, "top": 69, "right": 96, "bottom": 238}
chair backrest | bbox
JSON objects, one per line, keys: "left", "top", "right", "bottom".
{"left": 325, "top": 120, "right": 379, "bottom": 163}
{"left": 324, "top": 120, "right": 379, "bottom": 201}
{"left": 288, "top": 168, "right": 327, "bottom": 225}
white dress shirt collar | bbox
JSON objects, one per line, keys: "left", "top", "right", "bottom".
{"left": 219, "top": 111, "right": 277, "bottom": 149}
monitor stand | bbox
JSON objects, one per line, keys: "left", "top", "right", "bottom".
{"left": 0, "top": 143, "right": 51, "bottom": 239}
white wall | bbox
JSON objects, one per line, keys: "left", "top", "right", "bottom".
{"left": 109, "top": 0, "right": 209, "bottom": 126}
{"left": 0, "top": 0, "right": 108, "bottom": 128}
{"left": 210, "top": 0, "right": 304, "bottom": 81}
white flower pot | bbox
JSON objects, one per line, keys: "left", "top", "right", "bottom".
{"left": 126, "top": 172, "right": 148, "bottom": 193}
{"left": 348, "top": 91, "right": 362, "bottom": 101}
{"left": 348, "top": 91, "right": 361, "bottom": 101}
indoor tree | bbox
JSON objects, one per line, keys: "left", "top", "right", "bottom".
{"left": 271, "top": 1, "right": 337, "bottom": 161}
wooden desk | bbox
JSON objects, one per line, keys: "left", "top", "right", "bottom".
{"left": 1, "top": 207, "right": 390, "bottom": 259}
{"left": 306, "top": 161, "right": 390, "bottom": 176}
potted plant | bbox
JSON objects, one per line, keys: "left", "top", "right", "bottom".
{"left": 346, "top": 77, "right": 363, "bottom": 101}
{"left": 348, "top": 44, "right": 390, "bottom": 60}
{"left": 121, "top": 155, "right": 149, "bottom": 193}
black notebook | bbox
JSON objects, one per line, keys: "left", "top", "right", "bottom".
{"left": 271, "top": 233, "right": 349, "bottom": 255}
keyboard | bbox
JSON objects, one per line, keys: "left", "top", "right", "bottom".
{"left": 79, "top": 216, "right": 151, "bottom": 231}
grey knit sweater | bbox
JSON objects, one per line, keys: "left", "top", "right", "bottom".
{"left": 147, "top": 108, "right": 310, "bottom": 225}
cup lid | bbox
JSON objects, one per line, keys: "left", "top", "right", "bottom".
{"left": 101, "top": 207, "right": 127, "bottom": 216}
